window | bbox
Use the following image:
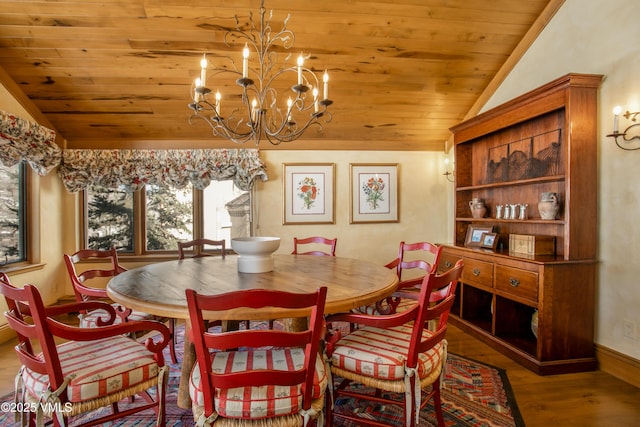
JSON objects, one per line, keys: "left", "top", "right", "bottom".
{"left": 0, "top": 161, "right": 26, "bottom": 265}
{"left": 85, "top": 181, "right": 250, "bottom": 254}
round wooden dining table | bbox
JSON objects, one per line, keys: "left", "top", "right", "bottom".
{"left": 107, "top": 254, "right": 398, "bottom": 408}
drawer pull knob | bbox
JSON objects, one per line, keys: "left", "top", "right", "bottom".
{"left": 472, "top": 268, "right": 481, "bottom": 276}
{"left": 509, "top": 278, "right": 520, "bottom": 287}
{"left": 445, "top": 261, "right": 452, "bottom": 268}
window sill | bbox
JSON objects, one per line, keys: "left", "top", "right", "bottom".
{"left": 0, "top": 262, "right": 46, "bottom": 275}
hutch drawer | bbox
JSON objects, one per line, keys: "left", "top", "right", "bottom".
{"left": 495, "top": 265, "right": 538, "bottom": 303}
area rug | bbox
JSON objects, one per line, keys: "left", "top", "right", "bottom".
{"left": 0, "top": 326, "right": 524, "bottom": 427}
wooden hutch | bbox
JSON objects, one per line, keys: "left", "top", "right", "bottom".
{"left": 443, "top": 73, "right": 603, "bottom": 375}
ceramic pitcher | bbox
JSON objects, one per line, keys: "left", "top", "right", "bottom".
{"left": 469, "top": 198, "right": 487, "bottom": 218}
{"left": 538, "top": 192, "right": 559, "bottom": 220}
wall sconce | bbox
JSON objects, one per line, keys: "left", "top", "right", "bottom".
{"left": 607, "top": 106, "right": 640, "bottom": 150}
{"left": 443, "top": 156, "right": 455, "bottom": 182}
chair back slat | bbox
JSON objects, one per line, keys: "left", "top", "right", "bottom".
{"left": 292, "top": 236, "right": 337, "bottom": 256}
{"left": 395, "top": 241, "right": 442, "bottom": 288}
{"left": 178, "top": 238, "right": 226, "bottom": 259}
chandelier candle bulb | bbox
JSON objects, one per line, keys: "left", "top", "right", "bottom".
{"left": 251, "top": 99, "right": 258, "bottom": 122}
{"left": 287, "top": 98, "right": 293, "bottom": 121}
{"left": 215, "top": 91, "right": 221, "bottom": 115}
{"left": 242, "top": 44, "right": 250, "bottom": 78}
{"left": 297, "top": 55, "right": 304, "bottom": 85}
{"left": 313, "top": 87, "right": 319, "bottom": 112}
{"left": 323, "top": 71, "right": 329, "bottom": 100}
{"left": 194, "top": 79, "right": 201, "bottom": 102}
{"left": 200, "top": 56, "right": 207, "bottom": 85}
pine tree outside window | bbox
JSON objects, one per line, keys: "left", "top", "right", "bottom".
{"left": 85, "top": 180, "right": 249, "bottom": 255}
{"left": 0, "top": 162, "right": 26, "bottom": 265}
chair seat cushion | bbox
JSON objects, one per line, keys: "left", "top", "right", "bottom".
{"left": 79, "top": 304, "right": 158, "bottom": 328}
{"left": 330, "top": 324, "right": 444, "bottom": 381}
{"left": 22, "top": 335, "right": 159, "bottom": 402}
{"left": 189, "top": 348, "right": 327, "bottom": 420}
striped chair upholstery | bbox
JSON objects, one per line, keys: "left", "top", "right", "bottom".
{"left": 22, "top": 335, "right": 161, "bottom": 402}
{"left": 189, "top": 349, "right": 328, "bottom": 419}
{"left": 330, "top": 325, "right": 444, "bottom": 381}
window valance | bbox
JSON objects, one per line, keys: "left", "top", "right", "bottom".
{"left": 0, "top": 110, "right": 60, "bottom": 175}
{"left": 58, "top": 148, "right": 268, "bottom": 192}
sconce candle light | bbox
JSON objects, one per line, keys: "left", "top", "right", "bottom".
{"left": 607, "top": 106, "right": 640, "bottom": 150}
{"left": 443, "top": 156, "right": 455, "bottom": 182}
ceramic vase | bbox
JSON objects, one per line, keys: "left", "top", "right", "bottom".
{"left": 469, "top": 198, "right": 487, "bottom": 219}
{"left": 538, "top": 192, "right": 559, "bottom": 220}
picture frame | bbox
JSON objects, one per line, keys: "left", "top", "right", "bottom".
{"left": 480, "top": 232, "right": 499, "bottom": 250}
{"left": 350, "top": 163, "right": 399, "bottom": 224}
{"left": 283, "top": 163, "right": 335, "bottom": 225}
{"left": 464, "top": 224, "right": 493, "bottom": 248}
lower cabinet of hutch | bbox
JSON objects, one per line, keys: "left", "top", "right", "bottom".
{"left": 440, "top": 245, "right": 597, "bottom": 375}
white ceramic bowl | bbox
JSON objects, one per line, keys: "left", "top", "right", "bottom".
{"left": 231, "top": 237, "right": 281, "bottom": 273}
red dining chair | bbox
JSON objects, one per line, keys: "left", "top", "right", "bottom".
{"left": 186, "top": 286, "right": 329, "bottom": 427}
{"left": 291, "top": 236, "right": 337, "bottom": 256}
{"left": 357, "top": 241, "right": 442, "bottom": 316}
{"left": 64, "top": 248, "right": 178, "bottom": 363}
{"left": 177, "top": 238, "right": 226, "bottom": 259}
{"left": 0, "top": 272, "right": 171, "bottom": 427}
{"left": 383, "top": 241, "right": 443, "bottom": 313}
{"left": 324, "top": 260, "right": 464, "bottom": 427}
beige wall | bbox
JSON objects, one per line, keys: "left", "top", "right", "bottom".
{"left": 254, "top": 150, "right": 453, "bottom": 265}
{"left": 481, "top": 0, "right": 640, "bottom": 359}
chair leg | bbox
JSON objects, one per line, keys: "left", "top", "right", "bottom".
{"left": 432, "top": 377, "right": 445, "bottom": 427}
{"left": 169, "top": 318, "right": 178, "bottom": 364}
{"left": 324, "top": 390, "right": 333, "bottom": 427}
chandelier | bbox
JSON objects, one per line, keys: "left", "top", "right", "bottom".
{"left": 188, "top": 1, "right": 333, "bottom": 145}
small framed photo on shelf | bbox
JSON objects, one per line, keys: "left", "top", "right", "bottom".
{"left": 464, "top": 224, "right": 493, "bottom": 248}
{"left": 283, "top": 163, "right": 335, "bottom": 225}
{"left": 480, "top": 232, "right": 499, "bottom": 250}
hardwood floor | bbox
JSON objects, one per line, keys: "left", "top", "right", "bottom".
{"left": 0, "top": 324, "right": 639, "bottom": 426}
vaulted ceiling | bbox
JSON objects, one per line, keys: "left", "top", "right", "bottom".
{"left": 0, "top": 0, "right": 559, "bottom": 150}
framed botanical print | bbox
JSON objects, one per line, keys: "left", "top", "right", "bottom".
{"left": 350, "top": 163, "right": 399, "bottom": 223}
{"left": 283, "top": 163, "right": 335, "bottom": 224}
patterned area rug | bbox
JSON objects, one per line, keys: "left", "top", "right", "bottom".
{"left": 0, "top": 326, "right": 524, "bottom": 427}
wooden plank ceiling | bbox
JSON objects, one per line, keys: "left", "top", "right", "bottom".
{"left": 0, "top": 0, "right": 556, "bottom": 151}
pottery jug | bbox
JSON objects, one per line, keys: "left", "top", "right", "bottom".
{"left": 538, "top": 192, "right": 559, "bottom": 220}
{"left": 469, "top": 198, "right": 487, "bottom": 219}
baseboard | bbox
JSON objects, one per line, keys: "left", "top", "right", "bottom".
{"left": 596, "top": 343, "right": 640, "bottom": 389}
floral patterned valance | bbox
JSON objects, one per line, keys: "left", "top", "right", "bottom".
{"left": 58, "top": 148, "right": 268, "bottom": 193}
{"left": 0, "top": 110, "right": 60, "bottom": 175}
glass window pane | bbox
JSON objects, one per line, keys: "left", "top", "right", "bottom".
{"left": 0, "top": 162, "right": 25, "bottom": 264}
{"left": 86, "top": 185, "right": 134, "bottom": 251}
{"left": 145, "top": 185, "right": 193, "bottom": 251}
{"left": 204, "top": 181, "right": 250, "bottom": 245}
